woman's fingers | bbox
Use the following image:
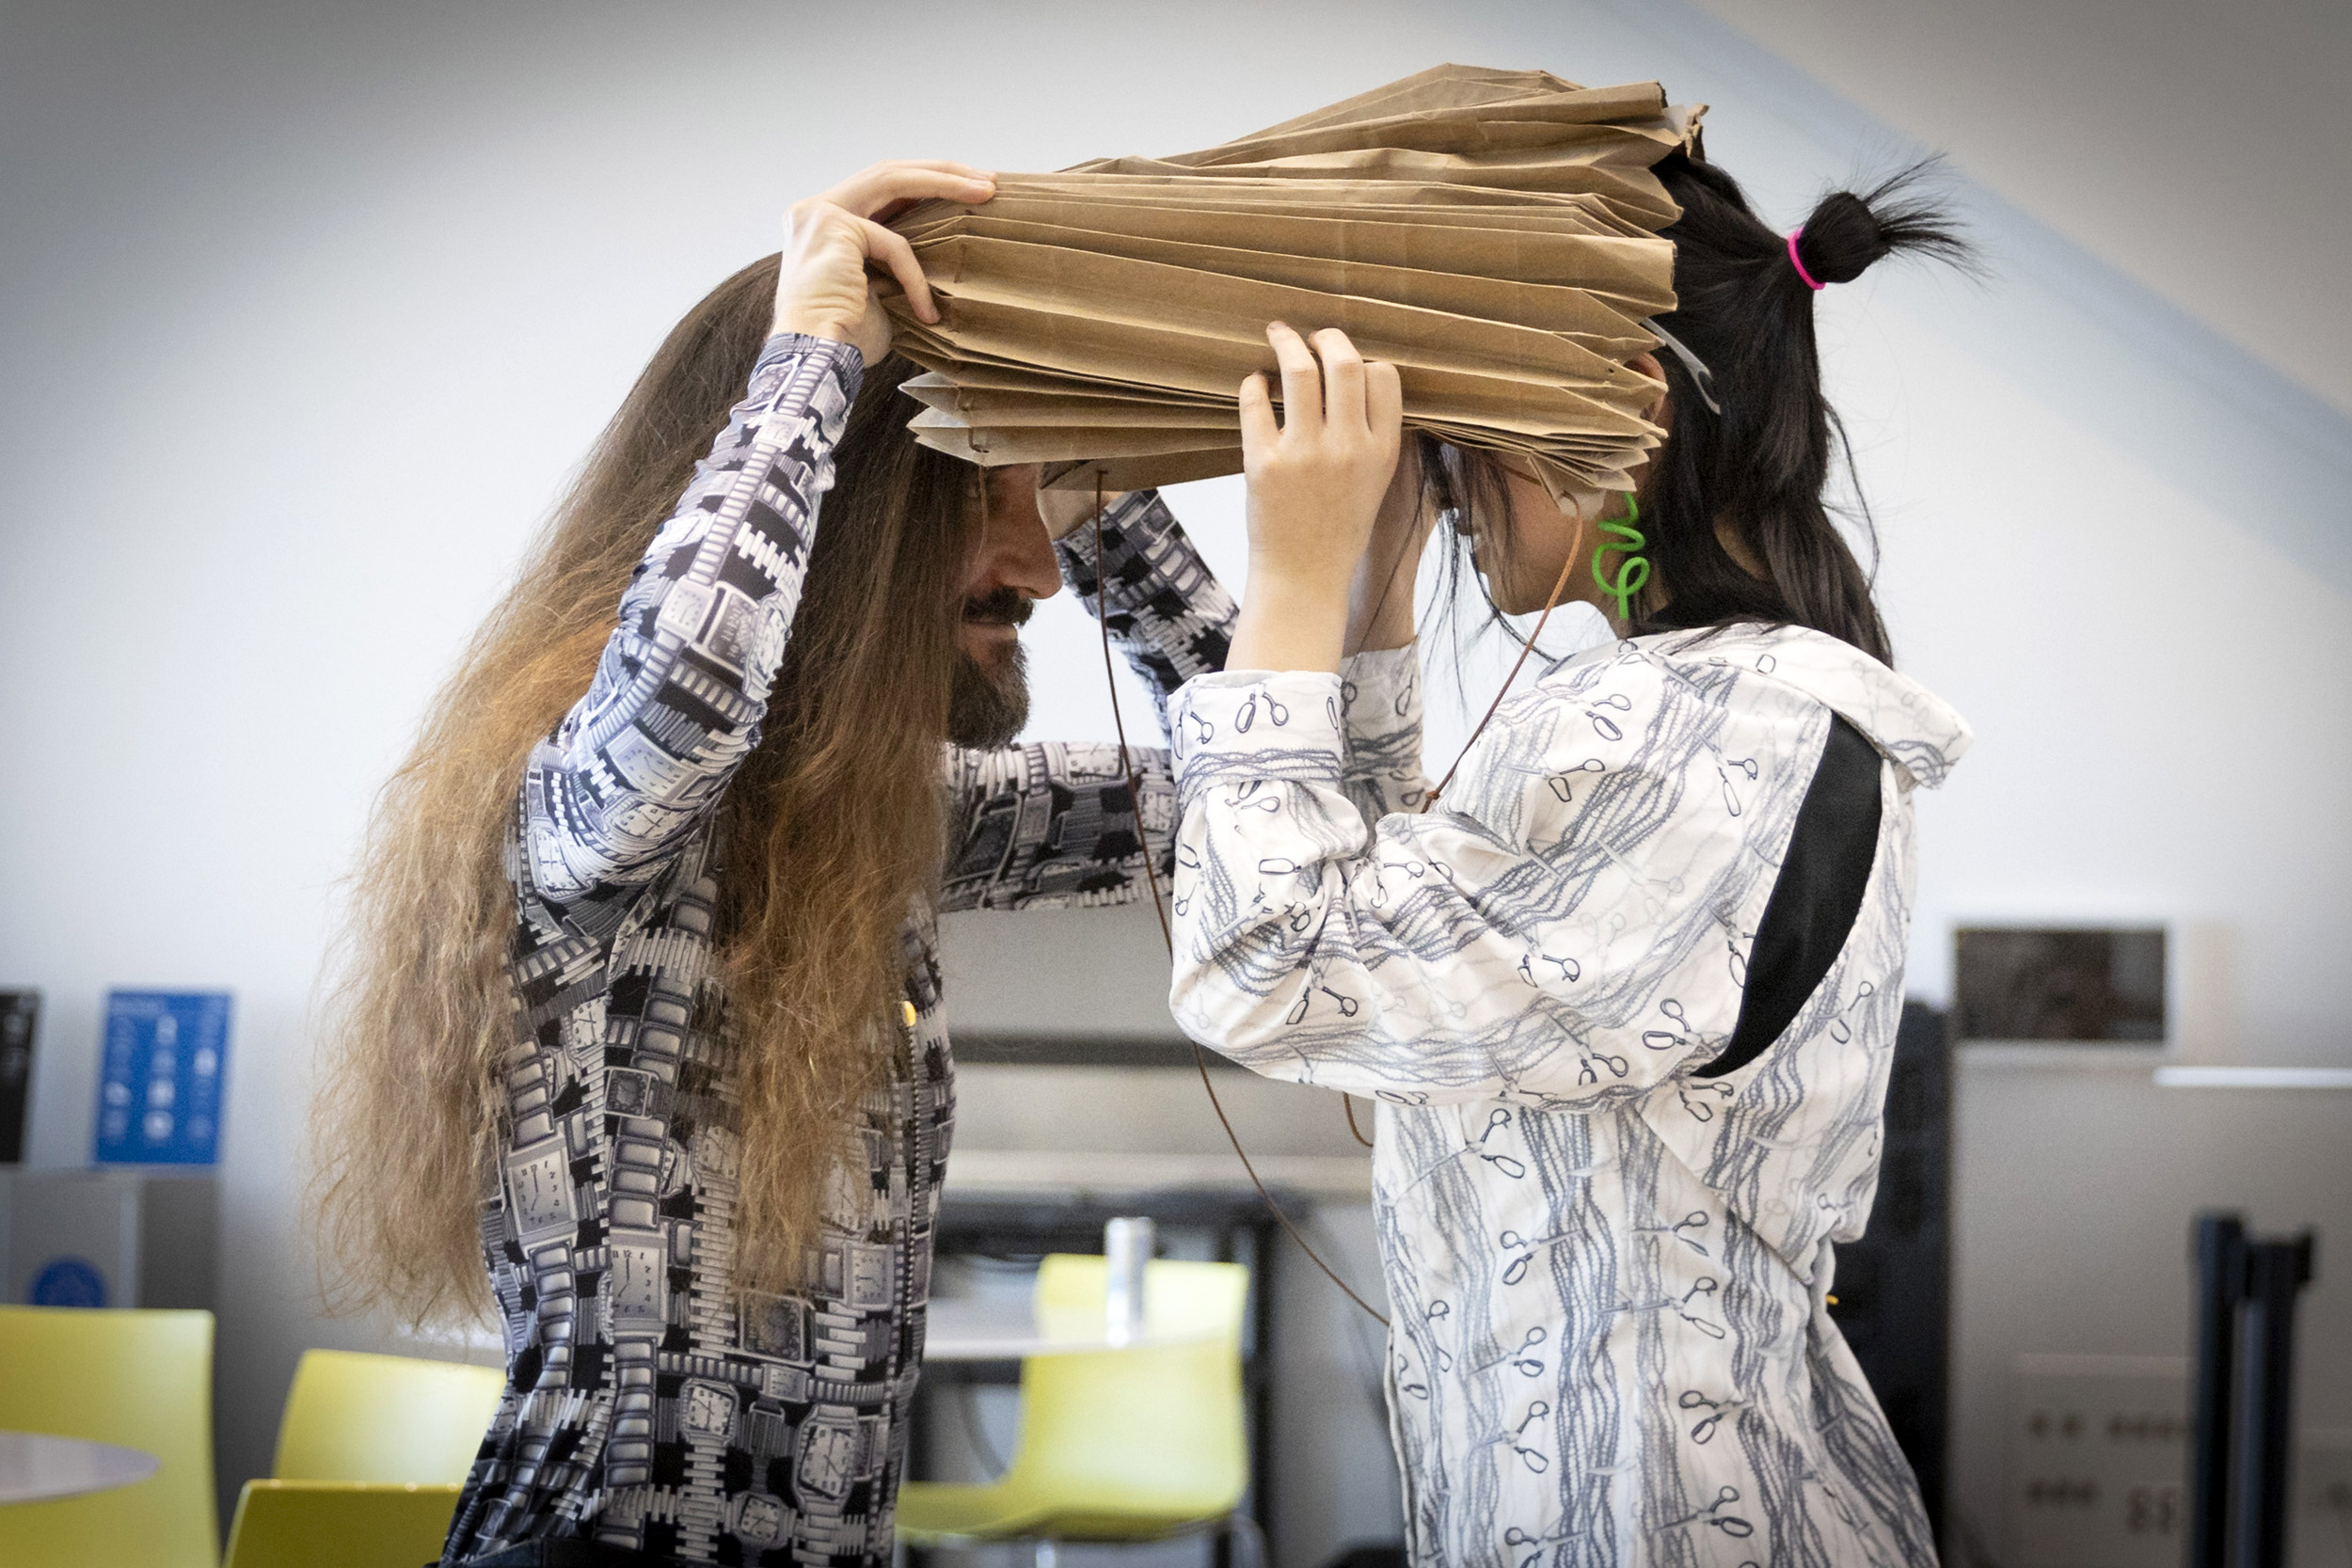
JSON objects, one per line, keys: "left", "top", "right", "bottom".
{"left": 1310, "top": 328, "right": 1367, "bottom": 433}
{"left": 1266, "top": 322, "right": 1324, "bottom": 434}
{"left": 1237, "top": 372, "right": 1280, "bottom": 454}
{"left": 822, "top": 160, "right": 996, "bottom": 219}
{"left": 1365, "top": 358, "right": 1404, "bottom": 447}
{"left": 856, "top": 217, "right": 935, "bottom": 322}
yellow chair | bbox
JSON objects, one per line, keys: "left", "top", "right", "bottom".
{"left": 223, "top": 1481, "right": 465, "bottom": 1568}
{"left": 898, "top": 1255, "right": 1256, "bottom": 1559}
{"left": 219, "top": 1347, "right": 505, "bottom": 1568}
{"left": 0, "top": 1304, "right": 219, "bottom": 1568}
{"left": 271, "top": 1349, "right": 503, "bottom": 1483}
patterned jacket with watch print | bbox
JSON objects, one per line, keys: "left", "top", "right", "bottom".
{"left": 442, "top": 333, "right": 1235, "bottom": 1567}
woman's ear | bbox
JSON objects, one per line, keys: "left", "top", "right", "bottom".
{"left": 1627, "top": 351, "right": 1672, "bottom": 428}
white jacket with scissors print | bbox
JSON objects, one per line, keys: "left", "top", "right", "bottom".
{"left": 1167, "top": 626, "right": 1970, "bottom": 1568}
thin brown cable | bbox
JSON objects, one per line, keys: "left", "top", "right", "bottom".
{"left": 1089, "top": 472, "right": 1391, "bottom": 1328}
{"left": 1421, "top": 508, "right": 1586, "bottom": 812}
{"left": 1343, "top": 1095, "right": 1375, "bottom": 1150}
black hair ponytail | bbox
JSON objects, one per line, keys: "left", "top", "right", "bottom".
{"left": 1632, "top": 156, "right": 1971, "bottom": 664}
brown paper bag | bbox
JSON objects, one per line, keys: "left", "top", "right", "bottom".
{"left": 881, "top": 64, "right": 1703, "bottom": 500}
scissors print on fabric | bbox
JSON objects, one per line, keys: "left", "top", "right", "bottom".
{"left": 1471, "top": 1108, "right": 1528, "bottom": 1178}
{"left": 1576, "top": 1049, "right": 1631, "bottom": 1086}
{"left": 1828, "top": 979, "right": 1878, "bottom": 1043}
{"left": 1498, "top": 1227, "right": 1574, "bottom": 1286}
{"left": 1393, "top": 1348, "right": 1430, "bottom": 1402}
{"left": 1169, "top": 845, "right": 1197, "bottom": 916}
{"left": 1622, "top": 1277, "right": 1728, "bottom": 1340}
{"left": 1634, "top": 1210, "right": 1711, "bottom": 1258}
{"left": 1470, "top": 1324, "right": 1549, "bottom": 1378}
{"left": 1677, "top": 1079, "right": 1737, "bottom": 1123}
{"left": 1677, "top": 1387, "right": 1747, "bottom": 1445}
{"left": 1481, "top": 1399, "right": 1554, "bottom": 1474}
{"left": 1518, "top": 950, "right": 1582, "bottom": 987}
{"left": 1503, "top": 1521, "right": 1583, "bottom": 1568}
{"left": 1546, "top": 756, "right": 1605, "bottom": 802}
{"left": 1233, "top": 689, "right": 1290, "bottom": 732}
{"left": 1711, "top": 750, "right": 1759, "bottom": 816}
{"left": 1676, "top": 1276, "right": 1728, "bottom": 1339}
{"left": 1284, "top": 983, "right": 1361, "bottom": 1025}
{"left": 1581, "top": 691, "right": 1635, "bottom": 740}
{"left": 1422, "top": 1299, "right": 1456, "bottom": 1372}
{"left": 1643, "top": 997, "right": 1718, "bottom": 1054}
{"left": 1659, "top": 1485, "right": 1756, "bottom": 1540}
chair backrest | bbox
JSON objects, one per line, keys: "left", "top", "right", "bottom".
{"left": 224, "top": 1481, "right": 463, "bottom": 1568}
{"left": 0, "top": 1304, "right": 218, "bottom": 1568}
{"left": 1007, "top": 1255, "right": 1249, "bottom": 1525}
{"left": 273, "top": 1348, "right": 504, "bottom": 1483}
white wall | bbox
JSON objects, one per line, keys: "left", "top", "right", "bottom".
{"left": 1679, "top": 0, "right": 2352, "bottom": 420}
{"left": 4, "top": 0, "right": 2348, "bottom": 1553}
{"left": 1949, "top": 1057, "right": 2351, "bottom": 1561}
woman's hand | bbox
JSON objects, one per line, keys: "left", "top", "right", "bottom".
{"left": 772, "top": 160, "right": 995, "bottom": 363}
{"left": 1346, "top": 450, "right": 1438, "bottom": 654}
{"left": 1228, "top": 324, "right": 1404, "bottom": 673}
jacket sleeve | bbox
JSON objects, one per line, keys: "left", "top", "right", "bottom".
{"left": 1165, "top": 650, "right": 1768, "bottom": 1107}
{"left": 1337, "top": 642, "right": 1429, "bottom": 825}
{"left": 516, "top": 334, "right": 863, "bottom": 930}
{"left": 938, "top": 741, "right": 1176, "bottom": 912}
{"left": 1050, "top": 489, "right": 1234, "bottom": 740}
{"left": 936, "top": 490, "right": 1232, "bottom": 913}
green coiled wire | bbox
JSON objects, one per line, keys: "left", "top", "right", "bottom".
{"left": 1592, "top": 495, "right": 1650, "bottom": 622}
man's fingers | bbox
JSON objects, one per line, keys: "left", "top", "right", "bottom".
{"left": 1311, "top": 329, "right": 1368, "bottom": 434}
{"left": 859, "top": 219, "right": 935, "bottom": 322}
{"left": 1266, "top": 323, "right": 1323, "bottom": 433}
{"left": 1237, "top": 372, "right": 1280, "bottom": 452}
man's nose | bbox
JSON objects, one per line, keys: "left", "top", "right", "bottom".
{"left": 987, "top": 495, "right": 1063, "bottom": 602}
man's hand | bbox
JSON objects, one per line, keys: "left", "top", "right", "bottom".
{"left": 1227, "top": 323, "right": 1404, "bottom": 673}
{"left": 771, "top": 161, "right": 995, "bottom": 364}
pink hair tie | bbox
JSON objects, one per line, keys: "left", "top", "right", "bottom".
{"left": 1786, "top": 228, "right": 1825, "bottom": 291}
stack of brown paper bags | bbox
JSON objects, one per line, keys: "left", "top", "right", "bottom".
{"left": 882, "top": 64, "right": 1704, "bottom": 501}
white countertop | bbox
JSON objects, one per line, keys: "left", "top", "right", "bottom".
{"left": 943, "top": 1148, "right": 1373, "bottom": 1202}
{"left": 0, "top": 1432, "right": 158, "bottom": 1506}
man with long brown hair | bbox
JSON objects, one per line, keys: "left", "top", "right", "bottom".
{"left": 315, "top": 162, "right": 1237, "bottom": 1567}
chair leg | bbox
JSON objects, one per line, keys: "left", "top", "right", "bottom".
{"left": 1220, "top": 1512, "right": 1269, "bottom": 1568}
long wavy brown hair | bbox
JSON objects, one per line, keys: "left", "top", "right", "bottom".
{"left": 312, "top": 255, "right": 976, "bottom": 1323}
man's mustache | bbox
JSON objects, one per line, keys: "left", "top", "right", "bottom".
{"left": 962, "top": 589, "right": 1033, "bottom": 626}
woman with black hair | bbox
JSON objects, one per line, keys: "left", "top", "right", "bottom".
{"left": 1167, "top": 159, "right": 1971, "bottom": 1564}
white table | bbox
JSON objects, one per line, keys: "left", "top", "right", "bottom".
{"left": 0, "top": 1431, "right": 158, "bottom": 1505}
{"left": 923, "top": 1297, "right": 1213, "bottom": 1362}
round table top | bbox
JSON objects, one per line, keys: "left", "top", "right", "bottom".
{"left": 0, "top": 1431, "right": 159, "bottom": 1506}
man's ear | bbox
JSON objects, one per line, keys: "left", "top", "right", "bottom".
{"left": 1627, "top": 351, "right": 1672, "bottom": 428}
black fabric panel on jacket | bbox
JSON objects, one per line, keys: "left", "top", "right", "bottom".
{"left": 1692, "top": 714, "right": 1883, "bottom": 1080}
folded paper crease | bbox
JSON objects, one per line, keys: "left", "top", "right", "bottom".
{"left": 882, "top": 63, "right": 1704, "bottom": 500}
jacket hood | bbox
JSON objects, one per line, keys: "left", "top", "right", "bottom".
{"left": 1644, "top": 624, "right": 1972, "bottom": 788}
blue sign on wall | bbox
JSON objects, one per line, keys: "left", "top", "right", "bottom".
{"left": 94, "top": 990, "right": 232, "bottom": 1165}
{"left": 30, "top": 1257, "right": 108, "bottom": 1307}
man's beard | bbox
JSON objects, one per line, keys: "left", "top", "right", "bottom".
{"left": 946, "top": 589, "right": 1032, "bottom": 750}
